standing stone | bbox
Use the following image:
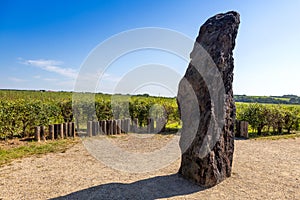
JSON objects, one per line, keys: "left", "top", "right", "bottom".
{"left": 177, "top": 11, "right": 240, "bottom": 187}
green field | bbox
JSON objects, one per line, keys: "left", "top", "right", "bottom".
{"left": 0, "top": 90, "right": 178, "bottom": 139}
{"left": 0, "top": 90, "right": 299, "bottom": 139}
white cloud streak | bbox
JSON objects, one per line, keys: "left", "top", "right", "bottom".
{"left": 22, "top": 59, "right": 78, "bottom": 79}
{"left": 20, "top": 58, "right": 122, "bottom": 92}
{"left": 9, "top": 77, "right": 27, "bottom": 82}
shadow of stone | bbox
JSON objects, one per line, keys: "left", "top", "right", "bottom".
{"left": 51, "top": 173, "right": 204, "bottom": 200}
{"left": 234, "top": 137, "right": 248, "bottom": 140}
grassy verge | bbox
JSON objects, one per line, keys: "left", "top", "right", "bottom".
{"left": 250, "top": 132, "right": 300, "bottom": 140}
{"left": 0, "top": 139, "right": 79, "bottom": 167}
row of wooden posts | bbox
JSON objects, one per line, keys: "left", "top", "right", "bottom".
{"left": 86, "top": 118, "right": 167, "bottom": 136}
{"left": 34, "top": 122, "right": 76, "bottom": 142}
{"left": 34, "top": 120, "right": 249, "bottom": 140}
{"left": 87, "top": 118, "right": 249, "bottom": 137}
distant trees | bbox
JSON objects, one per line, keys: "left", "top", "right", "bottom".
{"left": 0, "top": 100, "right": 63, "bottom": 139}
{"left": 234, "top": 94, "right": 300, "bottom": 104}
{"left": 237, "top": 103, "right": 300, "bottom": 135}
{"left": 0, "top": 93, "right": 179, "bottom": 139}
{"left": 1, "top": 89, "right": 299, "bottom": 139}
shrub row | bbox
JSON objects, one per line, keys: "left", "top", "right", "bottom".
{"left": 0, "top": 97, "right": 179, "bottom": 139}
{"left": 236, "top": 103, "right": 300, "bottom": 135}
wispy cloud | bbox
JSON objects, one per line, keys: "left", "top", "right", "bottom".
{"left": 18, "top": 58, "right": 123, "bottom": 92}
{"left": 22, "top": 59, "right": 78, "bottom": 79}
{"left": 33, "top": 75, "right": 41, "bottom": 79}
{"left": 9, "top": 77, "right": 27, "bottom": 82}
{"left": 102, "top": 73, "right": 121, "bottom": 82}
{"left": 44, "top": 78, "right": 57, "bottom": 81}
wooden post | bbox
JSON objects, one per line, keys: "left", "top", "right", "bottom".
{"left": 92, "top": 121, "right": 95, "bottom": 136}
{"left": 235, "top": 120, "right": 248, "bottom": 138}
{"left": 34, "top": 126, "right": 40, "bottom": 142}
{"left": 40, "top": 125, "right": 46, "bottom": 141}
{"left": 121, "top": 119, "right": 125, "bottom": 133}
{"left": 93, "top": 121, "right": 99, "bottom": 136}
{"left": 101, "top": 120, "right": 107, "bottom": 135}
{"left": 126, "top": 118, "right": 131, "bottom": 133}
{"left": 87, "top": 121, "right": 93, "bottom": 137}
{"left": 96, "top": 121, "right": 100, "bottom": 135}
{"left": 106, "top": 120, "right": 110, "bottom": 135}
{"left": 63, "top": 123, "right": 68, "bottom": 138}
{"left": 122, "top": 119, "right": 126, "bottom": 133}
{"left": 123, "top": 119, "right": 126, "bottom": 133}
{"left": 235, "top": 120, "right": 241, "bottom": 137}
{"left": 71, "top": 122, "right": 76, "bottom": 137}
{"left": 147, "top": 118, "right": 151, "bottom": 133}
{"left": 133, "top": 118, "right": 138, "bottom": 133}
{"left": 109, "top": 120, "right": 113, "bottom": 135}
{"left": 68, "top": 122, "right": 73, "bottom": 137}
{"left": 54, "top": 124, "right": 58, "bottom": 139}
{"left": 112, "top": 120, "right": 117, "bottom": 135}
{"left": 105, "top": 120, "right": 109, "bottom": 135}
{"left": 99, "top": 121, "right": 103, "bottom": 134}
{"left": 117, "top": 119, "right": 121, "bottom": 134}
{"left": 75, "top": 118, "right": 80, "bottom": 133}
{"left": 49, "top": 125, "right": 54, "bottom": 140}
{"left": 156, "top": 118, "right": 161, "bottom": 132}
{"left": 58, "top": 124, "right": 64, "bottom": 139}
{"left": 161, "top": 118, "right": 166, "bottom": 132}
{"left": 150, "top": 118, "right": 154, "bottom": 133}
{"left": 97, "top": 121, "right": 100, "bottom": 135}
{"left": 237, "top": 120, "right": 240, "bottom": 136}
{"left": 241, "top": 121, "right": 249, "bottom": 138}
{"left": 67, "top": 123, "right": 70, "bottom": 137}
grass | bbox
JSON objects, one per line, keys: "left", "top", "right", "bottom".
{"left": 236, "top": 102, "right": 300, "bottom": 107}
{"left": 250, "top": 132, "right": 300, "bottom": 140}
{"left": 0, "top": 139, "right": 78, "bottom": 167}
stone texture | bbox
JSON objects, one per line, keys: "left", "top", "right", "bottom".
{"left": 177, "top": 11, "right": 240, "bottom": 187}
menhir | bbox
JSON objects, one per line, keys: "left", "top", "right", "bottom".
{"left": 177, "top": 11, "right": 240, "bottom": 187}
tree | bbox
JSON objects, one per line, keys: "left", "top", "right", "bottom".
{"left": 239, "top": 103, "right": 268, "bottom": 135}
{"left": 283, "top": 107, "right": 299, "bottom": 133}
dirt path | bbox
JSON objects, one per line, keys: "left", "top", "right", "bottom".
{"left": 0, "top": 135, "right": 299, "bottom": 200}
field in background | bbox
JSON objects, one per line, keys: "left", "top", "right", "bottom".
{"left": 0, "top": 89, "right": 299, "bottom": 139}
{"left": 0, "top": 90, "right": 178, "bottom": 139}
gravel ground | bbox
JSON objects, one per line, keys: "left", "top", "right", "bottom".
{"left": 0, "top": 134, "right": 299, "bottom": 200}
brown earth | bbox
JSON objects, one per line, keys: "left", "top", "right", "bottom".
{"left": 0, "top": 134, "right": 299, "bottom": 200}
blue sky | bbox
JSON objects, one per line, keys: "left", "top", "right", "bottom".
{"left": 0, "top": 0, "right": 299, "bottom": 96}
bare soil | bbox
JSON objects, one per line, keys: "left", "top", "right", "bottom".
{"left": 0, "top": 135, "right": 299, "bottom": 200}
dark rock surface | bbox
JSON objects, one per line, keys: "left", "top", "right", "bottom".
{"left": 177, "top": 11, "right": 240, "bottom": 187}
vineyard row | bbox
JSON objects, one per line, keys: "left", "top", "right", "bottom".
{"left": 0, "top": 98, "right": 299, "bottom": 139}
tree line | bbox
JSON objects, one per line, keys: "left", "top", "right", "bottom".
{"left": 234, "top": 94, "right": 300, "bottom": 104}
{"left": 236, "top": 103, "right": 300, "bottom": 135}
{"left": 0, "top": 97, "right": 178, "bottom": 139}
{"left": 0, "top": 90, "right": 299, "bottom": 139}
